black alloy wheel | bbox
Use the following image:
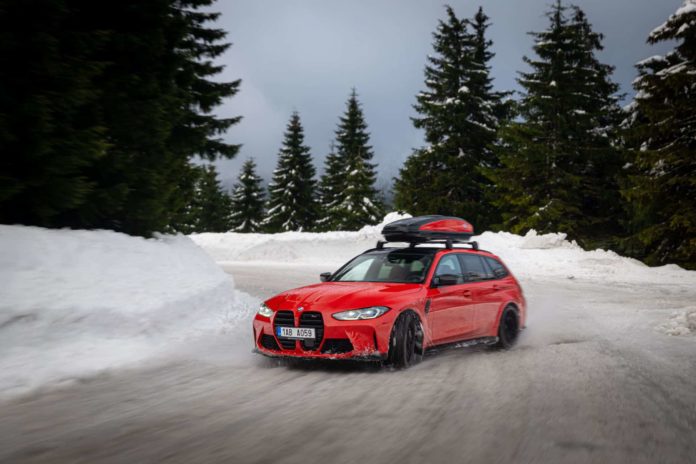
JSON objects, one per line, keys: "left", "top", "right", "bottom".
{"left": 388, "top": 312, "right": 423, "bottom": 368}
{"left": 494, "top": 305, "right": 520, "bottom": 349}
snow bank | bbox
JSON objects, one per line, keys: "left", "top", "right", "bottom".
{"left": 476, "top": 230, "right": 696, "bottom": 287}
{"left": 0, "top": 225, "right": 248, "bottom": 397}
{"left": 192, "top": 213, "right": 696, "bottom": 288}
{"left": 657, "top": 309, "right": 696, "bottom": 336}
{"left": 191, "top": 212, "right": 411, "bottom": 266}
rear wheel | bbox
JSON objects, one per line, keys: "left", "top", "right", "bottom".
{"left": 387, "top": 312, "right": 423, "bottom": 368}
{"left": 494, "top": 305, "right": 520, "bottom": 349}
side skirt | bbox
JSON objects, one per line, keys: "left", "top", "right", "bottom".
{"left": 424, "top": 336, "right": 498, "bottom": 356}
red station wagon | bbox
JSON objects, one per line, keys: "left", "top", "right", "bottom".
{"left": 253, "top": 215, "right": 526, "bottom": 368}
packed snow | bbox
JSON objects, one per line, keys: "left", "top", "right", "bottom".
{"left": 657, "top": 309, "right": 696, "bottom": 336}
{"left": 0, "top": 225, "right": 254, "bottom": 397}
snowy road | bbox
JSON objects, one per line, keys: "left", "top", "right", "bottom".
{"left": 2, "top": 263, "right": 696, "bottom": 463}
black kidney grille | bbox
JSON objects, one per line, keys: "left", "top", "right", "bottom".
{"left": 260, "top": 334, "right": 280, "bottom": 351}
{"left": 273, "top": 310, "right": 296, "bottom": 350}
{"left": 299, "top": 311, "right": 324, "bottom": 351}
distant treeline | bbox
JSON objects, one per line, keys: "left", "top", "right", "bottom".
{"left": 0, "top": 1, "right": 693, "bottom": 269}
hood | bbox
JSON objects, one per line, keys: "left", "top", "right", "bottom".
{"left": 266, "top": 281, "right": 423, "bottom": 313}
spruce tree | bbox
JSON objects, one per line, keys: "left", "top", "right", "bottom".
{"left": 0, "top": 0, "right": 240, "bottom": 236}
{"left": 84, "top": 0, "right": 241, "bottom": 236}
{"left": 488, "top": 1, "right": 623, "bottom": 246}
{"left": 171, "top": 165, "right": 233, "bottom": 233}
{"left": 320, "top": 90, "right": 383, "bottom": 230}
{"left": 0, "top": 0, "right": 106, "bottom": 227}
{"left": 229, "top": 158, "right": 265, "bottom": 232}
{"left": 264, "top": 112, "right": 318, "bottom": 232}
{"left": 317, "top": 141, "right": 342, "bottom": 230}
{"left": 394, "top": 6, "right": 505, "bottom": 231}
{"left": 195, "top": 165, "right": 233, "bottom": 233}
{"left": 623, "top": 0, "right": 696, "bottom": 269}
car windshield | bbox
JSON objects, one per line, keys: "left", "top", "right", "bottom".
{"left": 332, "top": 249, "right": 435, "bottom": 283}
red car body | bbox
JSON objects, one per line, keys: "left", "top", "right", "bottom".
{"left": 253, "top": 245, "right": 526, "bottom": 362}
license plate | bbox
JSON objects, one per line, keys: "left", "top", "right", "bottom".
{"left": 276, "top": 326, "right": 315, "bottom": 339}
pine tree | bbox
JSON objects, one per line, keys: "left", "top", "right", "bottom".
{"left": 264, "top": 112, "right": 318, "bottom": 232}
{"left": 0, "top": 0, "right": 106, "bottom": 227}
{"left": 320, "top": 89, "right": 383, "bottom": 230}
{"left": 394, "top": 6, "right": 506, "bottom": 231}
{"left": 171, "top": 165, "right": 233, "bottom": 233}
{"left": 195, "top": 165, "right": 233, "bottom": 232}
{"left": 471, "top": 7, "right": 513, "bottom": 130}
{"left": 317, "top": 141, "right": 343, "bottom": 230}
{"left": 83, "top": 0, "right": 241, "bottom": 236}
{"left": 229, "top": 158, "right": 265, "bottom": 232}
{"left": 623, "top": 0, "right": 696, "bottom": 269}
{"left": 488, "top": 1, "right": 624, "bottom": 246}
{"left": 0, "top": 0, "right": 240, "bottom": 236}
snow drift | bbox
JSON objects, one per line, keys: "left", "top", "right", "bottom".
{"left": 0, "top": 225, "right": 248, "bottom": 397}
{"left": 192, "top": 213, "right": 696, "bottom": 288}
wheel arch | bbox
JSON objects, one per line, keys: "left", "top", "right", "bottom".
{"left": 495, "top": 301, "right": 521, "bottom": 330}
{"left": 390, "top": 308, "right": 425, "bottom": 356}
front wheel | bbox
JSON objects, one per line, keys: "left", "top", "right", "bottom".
{"left": 387, "top": 312, "right": 423, "bottom": 369}
{"left": 494, "top": 305, "right": 520, "bottom": 349}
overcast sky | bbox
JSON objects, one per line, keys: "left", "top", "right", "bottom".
{"left": 210, "top": 0, "right": 680, "bottom": 191}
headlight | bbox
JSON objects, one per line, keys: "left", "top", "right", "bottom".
{"left": 257, "top": 303, "right": 274, "bottom": 318}
{"left": 332, "top": 306, "right": 390, "bottom": 320}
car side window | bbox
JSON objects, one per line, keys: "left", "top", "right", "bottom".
{"left": 484, "top": 257, "right": 508, "bottom": 279}
{"left": 434, "top": 255, "right": 464, "bottom": 283}
{"left": 458, "top": 254, "right": 489, "bottom": 282}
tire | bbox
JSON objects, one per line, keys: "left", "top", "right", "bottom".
{"left": 387, "top": 312, "right": 423, "bottom": 368}
{"left": 494, "top": 305, "right": 520, "bottom": 349}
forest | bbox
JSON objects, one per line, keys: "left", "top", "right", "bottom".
{"left": 0, "top": 0, "right": 693, "bottom": 269}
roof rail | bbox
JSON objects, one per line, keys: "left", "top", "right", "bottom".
{"left": 376, "top": 238, "right": 479, "bottom": 251}
{"left": 437, "top": 239, "right": 478, "bottom": 250}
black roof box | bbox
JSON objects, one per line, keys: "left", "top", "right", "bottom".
{"left": 382, "top": 215, "right": 474, "bottom": 243}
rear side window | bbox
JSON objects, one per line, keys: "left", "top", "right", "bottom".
{"left": 458, "top": 254, "right": 489, "bottom": 281}
{"left": 484, "top": 256, "right": 508, "bottom": 279}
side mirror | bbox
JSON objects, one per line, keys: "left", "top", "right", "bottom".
{"left": 320, "top": 272, "right": 332, "bottom": 282}
{"left": 431, "top": 274, "right": 459, "bottom": 287}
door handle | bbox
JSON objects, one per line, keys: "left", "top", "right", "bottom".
{"left": 462, "top": 289, "right": 472, "bottom": 297}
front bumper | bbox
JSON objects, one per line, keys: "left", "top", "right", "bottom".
{"left": 253, "top": 310, "right": 392, "bottom": 360}
{"left": 253, "top": 348, "right": 386, "bottom": 362}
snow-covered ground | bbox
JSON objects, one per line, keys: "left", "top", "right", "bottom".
{"left": 2, "top": 213, "right": 695, "bottom": 399}
{"left": 0, "top": 225, "right": 255, "bottom": 397}
{"left": 3, "top": 215, "right": 696, "bottom": 463}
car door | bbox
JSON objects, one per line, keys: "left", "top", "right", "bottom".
{"left": 477, "top": 256, "right": 516, "bottom": 335}
{"left": 427, "top": 253, "right": 477, "bottom": 344}
{"left": 456, "top": 253, "right": 498, "bottom": 337}
{"left": 458, "top": 253, "right": 512, "bottom": 337}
